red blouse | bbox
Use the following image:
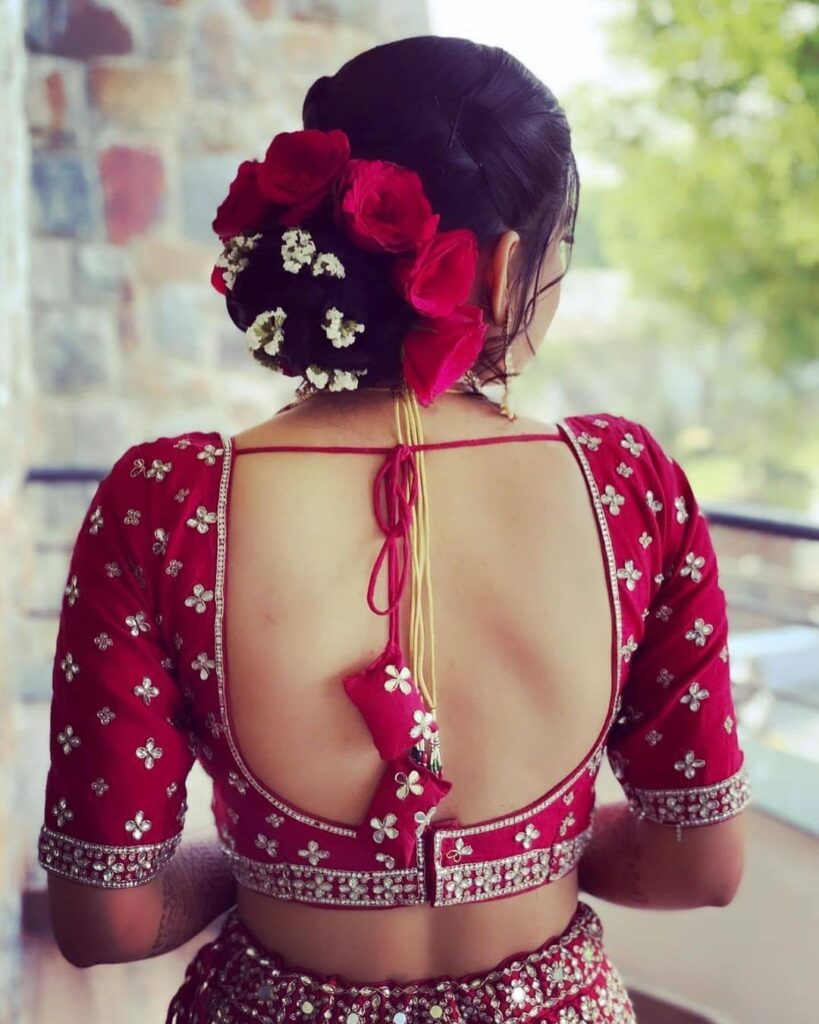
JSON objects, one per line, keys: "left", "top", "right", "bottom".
{"left": 37, "top": 412, "right": 750, "bottom": 907}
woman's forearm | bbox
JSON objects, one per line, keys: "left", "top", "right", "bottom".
{"left": 577, "top": 801, "right": 726, "bottom": 910}
{"left": 145, "top": 839, "right": 237, "bottom": 958}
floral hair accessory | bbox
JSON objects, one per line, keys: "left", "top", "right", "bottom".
{"left": 323, "top": 307, "right": 365, "bottom": 348}
{"left": 211, "top": 233, "right": 262, "bottom": 294}
{"left": 211, "top": 126, "right": 489, "bottom": 404}
{"left": 305, "top": 365, "right": 367, "bottom": 391}
{"left": 281, "top": 227, "right": 346, "bottom": 278}
{"left": 246, "top": 308, "right": 287, "bottom": 357}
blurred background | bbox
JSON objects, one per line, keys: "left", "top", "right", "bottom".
{"left": 1, "top": 1, "right": 818, "bottom": 1021}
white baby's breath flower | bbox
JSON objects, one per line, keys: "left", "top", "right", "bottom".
{"left": 322, "top": 307, "right": 366, "bottom": 349}
{"left": 281, "top": 227, "right": 317, "bottom": 273}
{"left": 305, "top": 364, "right": 330, "bottom": 389}
{"left": 216, "top": 233, "right": 262, "bottom": 290}
{"left": 246, "top": 307, "right": 287, "bottom": 356}
{"left": 312, "top": 252, "right": 346, "bottom": 278}
{"left": 328, "top": 368, "right": 366, "bottom": 391}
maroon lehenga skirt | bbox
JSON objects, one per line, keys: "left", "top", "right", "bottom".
{"left": 165, "top": 900, "right": 636, "bottom": 1023}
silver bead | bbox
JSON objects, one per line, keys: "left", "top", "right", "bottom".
{"left": 510, "top": 985, "right": 526, "bottom": 1004}
{"left": 346, "top": 1015, "right": 361, "bottom": 1024}
{"left": 429, "top": 1007, "right": 444, "bottom": 1019}
{"left": 300, "top": 999, "right": 314, "bottom": 1014}
{"left": 393, "top": 1014, "right": 408, "bottom": 1024}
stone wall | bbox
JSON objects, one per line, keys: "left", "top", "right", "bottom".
{"left": 2, "top": 0, "right": 32, "bottom": 1015}
{"left": 20, "top": 0, "right": 430, "bottom": 697}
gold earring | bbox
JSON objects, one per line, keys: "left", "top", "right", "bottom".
{"left": 500, "top": 307, "right": 516, "bottom": 421}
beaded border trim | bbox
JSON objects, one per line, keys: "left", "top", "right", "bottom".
{"left": 37, "top": 825, "right": 183, "bottom": 888}
{"left": 433, "top": 825, "right": 593, "bottom": 906}
{"left": 219, "top": 826, "right": 592, "bottom": 909}
{"left": 622, "top": 766, "right": 751, "bottom": 827}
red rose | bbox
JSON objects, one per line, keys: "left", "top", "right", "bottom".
{"left": 391, "top": 228, "right": 478, "bottom": 317}
{"left": 402, "top": 304, "right": 488, "bottom": 406}
{"left": 210, "top": 264, "right": 228, "bottom": 295}
{"left": 336, "top": 159, "right": 440, "bottom": 253}
{"left": 257, "top": 128, "right": 351, "bottom": 227}
{"left": 212, "top": 160, "right": 268, "bottom": 240}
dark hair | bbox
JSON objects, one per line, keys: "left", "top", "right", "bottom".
{"left": 230, "top": 35, "right": 579, "bottom": 387}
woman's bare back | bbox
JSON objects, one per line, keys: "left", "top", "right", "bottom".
{"left": 226, "top": 390, "right": 613, "bottom": 980}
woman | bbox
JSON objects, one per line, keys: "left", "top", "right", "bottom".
{"left": 37, "top": 36, "right": 750, "bottom": 1023}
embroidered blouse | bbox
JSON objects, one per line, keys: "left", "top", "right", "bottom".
{"left": 37, "top": 412, "right": 751, "bottom": 907}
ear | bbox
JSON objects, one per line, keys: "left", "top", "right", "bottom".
{"left": 485, "top": 229, "right": 521, "bottom": 327}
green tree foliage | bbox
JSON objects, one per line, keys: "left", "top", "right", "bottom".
{"left": 572, "top": 0, "right": 819, "bottom": 370}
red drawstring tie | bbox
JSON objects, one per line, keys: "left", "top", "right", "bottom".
{"left": 366, "top": 444, "right": 419, "bottom": 638}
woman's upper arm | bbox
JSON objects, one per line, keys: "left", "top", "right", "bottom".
{"left": 605, "top": 422, "right": 751, "bottom": 896}
{"left": 37, "top": 442, "right": 196, "bottom": 961}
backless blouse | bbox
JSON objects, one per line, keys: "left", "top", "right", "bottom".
{"left": 37, "top": 412, "right": 751, "bottom": 907}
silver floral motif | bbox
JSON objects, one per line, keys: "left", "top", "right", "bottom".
{"left": 674, "top": 749, "right": 706, "bottom": 779}
{"left": 60, "top": 652, "right": 80, "bottom": 680}
{"left": 620, "top": 432, "right": 644, "bottom": 457}
{"left": 680, "top": 681, "right": 710, "bottom": 712}
{"left": 89, "top": 506, "right": 103, "bottom": 534}
{"left": 97, "top": 706, "right": 116, "bottom": 725}
{"left": 94, "top": 632, "right": 113, "bottom": 651}
{"left": 125, "top": 810, "right": 152, "bottom": 840}
{"left": 395, "top": 770, "right": 424, "bottom": 800}
{"left": 645, "top": 730, "right": 663, "bottom": 746}
{"left": 577, "top": 432, "right": 602, "bottom": 451}
{"left": 600, "top": 485, "right": 624, "bottom": 516}
{"left": 64, "top": 574, "right": 79, "bottom": 606}
{"left": 616, "top": 461, "right": 634, "bottom": 477}
{"left": 656, "top": 667, "right": 674, "bottom": 688}
{"left": 559, "top": 812, "right": 576, "bottom": 837}
{"left": 56, "top": 725, "right": 80, "bottom": 754}
{"left": 680, "top": 552, "right": 705, "bottom": 582}
{"left": 125, "top": 610, "right": 150, "bottom": 636}
{"left": 374, "top": 851, "right": 395, "bottom": 870}
{"left": 298, "top": 839, "right": 330, "bottom": 865}
{"left": 514, "top": 822, "right": 541, "bottom": 849}
{"left": 174, "top": 487, "right": 190, "bottom": 503}
{"left": 409, "top": 709, "right": 436, "bottom": 742}
{"left": 655, "top": 604, "right": 673, "bottom": 622}
{"left": 191, "top": 651, "right": 216, "bottom": 680}
{"left": 674, "top": 496, "right": 689, "bottom": 523}
{"left": 264, "top": 811, "right": 284, "bottom": 829}
{"left": 645, "top": 490, "right": 663, "bottom": 513}
{"left": 616, "top": 560, "right": 642, "bottom": 591}
{"left": 446, "top": 837, "right": 474, "bottom": 862}
{"left": 255, "top": 834, "right": 279, "bottom": 858}
{"left": 414, "top": 807, "right": 436, "bottom": 835}
{"left": 370, "top": 814, "right": 399, "bottom": 844}
{"left": 123, "top": 508, "right": 141, "bottom": 526}
{"left": 205, "top": 711, "right": 225, "bottom": 738}
{"left": 186, "top": 506, "right": 218, "bottom": 534}
{"left": 197, "top": 444, "right": 224, "bottom": 466}
{"left": 165, "top": 559, "right": 183, "bottom": 577}
{"left": 619, "top": 635, "right": 638, "bottom": 662}
{"left": 152, "top": 528, "right": 169, "bottom": 556}
{"left": 52, "top": 797, "right": 73, "bottom": 827}
{"left": 146, "top": 459, "right": 172, "bottom": 482}
{"left": 185, "top": 583, "right": 214, "bottom": 613}
{"left": 384, "top": 664, "right": 413, "bottom": 695}
{"left": 638, "top": 531, "right": 653, "bottom": 548}
{"left": 136, "top": 737, "right": 163, "bottom": 769}
{"left": 173, "top": 438, "right": 191, "bottom": 449}
{"left": 685, "top": 617, "right": 714, "bottom": 646}
{"left": 227, "top": 771, "right": 247, "bottom": 795}
{"left": 91, "top": 777, "right": 109, "bottom": 797}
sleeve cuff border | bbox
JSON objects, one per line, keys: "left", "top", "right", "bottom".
{"left": 37, "top": 825, "right": 183, "bottom": 889}
{"left": 622, "top": 766, "right": 751, "bottom": 827}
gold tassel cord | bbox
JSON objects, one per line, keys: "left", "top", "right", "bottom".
{"left": 393, "top": 386, "right": 439, "bottom": 729}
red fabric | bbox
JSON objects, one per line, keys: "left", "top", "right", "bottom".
{"left": 38, "top": 414, "right": 750, "bottom": 903}
{"left": 164, "top": 901, "right": 637, "bottom": 1022}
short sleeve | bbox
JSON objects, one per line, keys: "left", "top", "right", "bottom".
{"left": 605, "top": 424, "right": 751, "bottom": 830}
{"left": 37, "top": 444, "right": 196, "bottom": 888}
